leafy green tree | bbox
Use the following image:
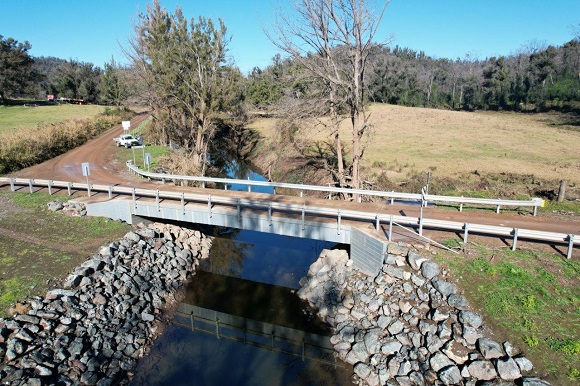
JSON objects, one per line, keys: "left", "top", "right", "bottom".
{"left": 101, "top": 57, "right": 128, "bottom": 106}
{"left": 127, "top": 0, "right": 243, "bottom": 174}
{"left": 482, "top": 57, "right": 510, "bottom": 110}
{"left": 0, "top": 35, "right": 36, "bottom": 103}
{"left": 54, "top": 60, "right": 102, "bottom": 102}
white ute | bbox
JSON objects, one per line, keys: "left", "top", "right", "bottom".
{"left": 113, "top": 134, "right": 140, "bottom": 148}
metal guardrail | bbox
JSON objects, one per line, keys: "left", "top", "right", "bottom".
{"left": 173, "top": 304, "right": 340, "bottom": 367}
{"left": 125, "top": 162, "right": 545, "bottom": 216}
{"left": 0, "top": 176, "right": 577, "bottom": 259}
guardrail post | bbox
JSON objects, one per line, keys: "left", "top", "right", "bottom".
{"left": 389, "top": 216, "right": 393, "bottom": 241}
{"left": 202, "top": 181, "right": 205, "bottom": 189}
{"left": 533, "top": 205, "right": 537, "bottom": 217}
{"left": 375, "top": 214, "right": 380, "bottom": 231}
{"left": 268, "top": 203, "right": 272, "bottom": 226}
{"left": 208, "top": 195, "right": 212, "bottom": 219}
{"left": 28, "top": 179, "right": 34, "bottom": 193}
{"left": 337, "top": 209, "right": 341, "bottom": 235}
{"left": 155, "top": 189, "right": 160, "bottom": 212}
{"left": 67, "top": 182, "right": 72, "bottom": 196}
{"left": 463, "top": 223, "right": 469, "bottom": 243}
{"left": 108, "top": 186, "right": 112, "bottom": 199}
{"left": 390, "top": 197, "right": 394, "bottom": 205}
{"left": 512, "top": 228, "right": 518, "bottom": 251}
{"left": 48, "top": 180, "right": 53, "bottom": 195}
{"left": 460, "top": 197, "right": 464, "bottom": 212}
{"left": 271, "top": 330, "right": 275, "bottom": 348}
{"left": 181, "top": 193, "right": 185, "bottom": 215}
{"left": 567, "top": 235, "right": 574, "bottom": 259}
{"left": 301, "top": 204, "right": 305, "bottom": 231}
{"left": 132, "top": 188, "right": 137, "bottom": 210}
{"left": 300, "top": 190, "right": 304, "bottom": 198}
{"left": 496, "top": 205, "right": 500, "bottom": 214}
{"left": 9, "top": 178, "right": 15, "bottom": 192}
{"left": 215, "top": 316, "right": 220, "bottom": 339}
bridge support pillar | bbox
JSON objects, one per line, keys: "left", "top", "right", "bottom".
{"left": 350, "top": 227, "right": 386, "bottom": 276}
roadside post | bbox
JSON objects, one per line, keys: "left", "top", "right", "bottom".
{"left": 419, "top": 186, "right": 426, "bottom": 236}
{"left": 81, "top": 162, "right": 91, "bottom": 197}
{"left": 132, "top": 145, "right": 145, "bottom": 165}
{"left": 425, "top": 171, "right": 431, "bottom": 199}
{"left": 145, "top": 153, "right": 151, "bottom": 172}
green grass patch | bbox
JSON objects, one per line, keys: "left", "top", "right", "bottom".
{"left": 117, "top": 144, "right": 169, "bottom": 170}
{"left": 436, "top": 245, "right": 580, "bottom": 385}
{"left": 0, "top": 104, "right": 105, "bottom": 134}
{"left": 0, "top": 277, "right": 38, "bottom": 312}
{"left": 541, "top": 200, "right": 580, "bottom": 214}
{"left": 0, "top": 190, "right": 132, "bottom": 316}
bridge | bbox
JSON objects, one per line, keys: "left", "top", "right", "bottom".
{"left": 1, "top": 173, "right": 578, "bottom": 274}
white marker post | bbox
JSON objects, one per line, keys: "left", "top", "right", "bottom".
{"left": 145, "top": 153, "right": 151, "bottom": 172}
{"left": 131, "top": 145, "right": 145, "bottom": 165}
{"left": 81, "top": 162, "right": 91, "bottom": 197}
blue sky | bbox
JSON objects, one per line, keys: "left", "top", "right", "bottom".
{"left": 1, "top": 0, "right": 578, "bottom": 74}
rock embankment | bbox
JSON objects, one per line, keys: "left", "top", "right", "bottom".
{"left": 47, "top": 200, "right": 86, "bottom": 217}
{"left": 0, "top": 222, "right": 211, "bottom": 385}
{"left": 298, "top": 244, "right": 549, "bottom": 386}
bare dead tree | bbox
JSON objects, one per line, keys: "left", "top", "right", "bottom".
{"left": 268, "top": 0, "right": 391, "bottom": 196}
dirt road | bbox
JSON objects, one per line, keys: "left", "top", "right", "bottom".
{"left": 7, "top": 114, "right": 580, "bottom": 255}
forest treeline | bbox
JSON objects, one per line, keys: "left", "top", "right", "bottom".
{"left": 1, "top": 34, "right": 578, "bottom": 113}
{"left": 247, "top": 40, "right": 580, "bottom": 113}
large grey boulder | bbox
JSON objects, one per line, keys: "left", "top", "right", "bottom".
{"left": 477, "top": 337, "right": 504, "bottom": 359}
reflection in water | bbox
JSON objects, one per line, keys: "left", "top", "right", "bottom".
{"left": 131, "top": 230, "right": 353, "bottom": 385}
{"left": 130, "top": 322, "right": 352, "bottom": 386}
{"left": 203, "top": 229, "right": 335, "bottom": 289}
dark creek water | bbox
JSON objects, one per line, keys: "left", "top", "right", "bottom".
{"left": 130, "top": 230, "right": 353, "bottom": 386}
{"left": 130, "top": 159, "right": 353, "bottom": 385}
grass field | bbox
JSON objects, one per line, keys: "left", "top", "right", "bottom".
{"left": 0, "top": 191, "right": 131, "bottom": 317}
{"left": 0, "top": 104, "right": 106, "bottom": 134}
{"left": 248, "top": 103, "right": 580, "bottom": 185}
{"left": 435, "top": 242, "right": 580, "bottom": 385}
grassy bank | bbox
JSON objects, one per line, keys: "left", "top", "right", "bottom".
{"left": 435, "top": 243, "right": 580, "bottom": 385}
{"left": 0, "top": 191, "right": 131, "bottom": 317}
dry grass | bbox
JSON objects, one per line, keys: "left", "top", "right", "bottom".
{"left": 248, "top": 104, "right": 580, "bottom": 184}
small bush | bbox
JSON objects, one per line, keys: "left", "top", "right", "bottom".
{"left": 523, "top": 334, "right": 539, "bottom": 347}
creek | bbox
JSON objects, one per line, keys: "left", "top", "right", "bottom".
{"left": 130, "top": 158, "right": 353, "bottom": 385}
